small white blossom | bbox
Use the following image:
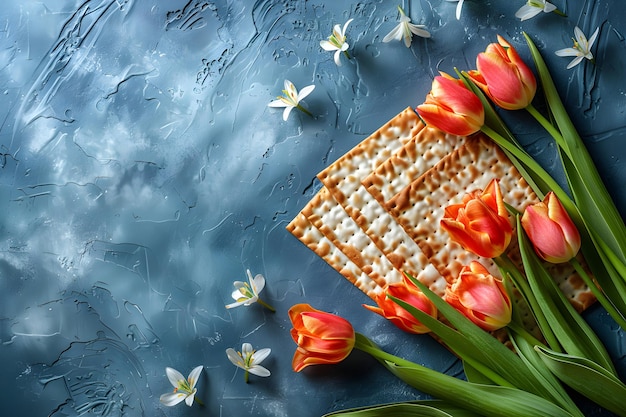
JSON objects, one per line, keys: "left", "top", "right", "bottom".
{"left": 555, "top": 26, "right": 599, "bottom": 69}
{"left": 445, "top": 0, "right": 465, "bottom": 20}
{"left": 225, "top": 269, "right": 275, "bottom": 311}
{"left": 320, "top": 18, "right": 353, "bottom": 66}
{"left": 515, "top": 0, "right": 557, "bottom": 21}
{"left": 160, "top": 366, "right": 203, "bottom": 407}
{"left": 383, "top": 6, "right": 430, "bottom": 48}
{"left": 268, "top": 80, "right": 315, "bottom": 121}
{"left": 226, "top": 343, "right": 271, "bottom": 382}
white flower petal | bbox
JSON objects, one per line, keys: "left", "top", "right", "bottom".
{"left": 297, "top": 84, "right": 315, "bottom": 101}
{"left": 248, "top": 365, "right": 271, "bottom": 377}
{"left": 226, "top": 348, "right": 244, "bottom": 367}
{"left": 165, "top": 367, "right": 185, "bottom": 388}
{"left": 544, "top": 2, "right": 557, "bottom": 13}
{"left": 554, "top": 47, "right": 579, "bottom": 57}
{"left": 225, "top": 298, "right": 248, "bottom": 309}
{"left": 184, "top": 389, "right": 197, "bottom": 406}
{"left": 268, "top": 99, "right": 287, "bottom": 108}
{"left": 587, "top": 27, "right": 600, "bottom": 50}
{"left": 160, "top": 392, "right": 187, "bottom": 406}
{"left": 573, "top": 26, "right": 586, "bottom": 46}
{"left": 456, "top": 0, "right": 464, "bottom": 20}
{"left": 383, "top": 24, "right": 403, "bottom": 43}
{"left": 187, "top": 366, "right": 203, "bottom": 390}
{"left": 320, "top": 40, "right": 338, "bottom": 51}
{"left": 409, "top": 24, "right": 430, "bottom": 39}
{"left": 252, "top": 347, "right": 271, "bottom": 364}
{"left": 342, "top": 18, "right": 354, "bottom": 36}
{"left": 333, "top": 50, "right": 342, "bottom": 66}
{"left": 241, "top": 343, "right": 254, "bottom": 356}
{"left": 251, "top": 274, "right": 265, "bottom": 294}
{"left": 515, "top": 5, "right": 541, "bottom": 21}
{"left": 282, "top": 106, "right": 293, "bottom": 121}
{"left": 567, "top": 56, "right": 584, "bottom": 69}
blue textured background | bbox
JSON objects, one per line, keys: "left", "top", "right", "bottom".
{"left": 0, "top": 1, "right": 624, "bottom": 416}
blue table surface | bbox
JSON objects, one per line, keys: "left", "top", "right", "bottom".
{"left": 1, "top": 1, "right": 624, "bottom": 416}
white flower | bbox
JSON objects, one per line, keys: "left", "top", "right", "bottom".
{"left": 383, "top": 6, "right": 430, "bottom": 48}
{"left": 445, "top": 0, "right": 465, "bottom": 20}
{"left": 159, "top": 366, "right": 203, "bottom": 407}
{"left": 515, "top": 0, "right": 557, "bottom": 21}
{"left": 268, "top": 80, "right": 315, "bottom": 121}
{"left": 555, "top": 26, "right": 599, "bottom": 69}
{"left": 320, "top": 18, "right": 353, "bottom": 66}
{"left": 226, "top": 343, "right": 271, "bottom": 382}
{"left": 225, "top": 269, "right": 275, "bottom": 311}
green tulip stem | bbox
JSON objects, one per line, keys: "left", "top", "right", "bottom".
{"left": 296, "top": 104, "right": 313, "bottom": 118}
{"left": 194, "top": 397, "right": 205, "bottom": 406}
{"left": 525, "top": 103, "right": 568, "bottom": 155}
{"left": 569, "top": 256, "right": 626, "bottom": 329}
{"left": 479, "top": 125, "right": 569, "bottom": 207}
{"left": 353, "top": 333, "right": 512, "bottom": 390}
{"left": 257, "top": 298, "right": 276, "bottom": 312}
{"left": 244, "top": 370, "right": 250, "bottom": 383}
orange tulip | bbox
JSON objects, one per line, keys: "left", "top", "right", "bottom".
{"left": 467, "top": 35, "right": 536, "bottom": 110}
{"left": 288, "top": 303, "right": 355, "bottom": 372}
{"left": 363, "top": 274, "right": 437, "bottom": 334}
{"left": 441, "top": 178, "right": 513, "bottom": 258}
{"left": 521, "top": 191, "right": 581, "bottom": 263}
{"left": 416, "top": 72, "right": 484, "bottom": 136}
{"left": 445, "top": 261, "right": 512, "bottom": 331}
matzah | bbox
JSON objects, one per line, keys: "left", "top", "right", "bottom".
{"left": 316, "top": 109, "right": 448, "bottom": 295}
{"left": 287, "top": 106, "right": 595, "bottom": 322}
{"left": 363, "top": 126, "right": 467, "bottom": 206}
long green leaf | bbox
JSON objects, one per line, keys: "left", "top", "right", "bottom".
{"left": 516, "top": 217, "right": 616, "bottom": 374}
{"left": 523, "top": 32, "right": 626, "bottom": 264}
{"left": 385, "top": 362, "right": 574, "bottom": 417}
{"left": 354, "top": 334, "right": 574, "bottom": 417}
{"left": 323, "top": 400, "right": 481, "bottom": 417}
{"left": 507, "top": 326, "right": 583, "bottom": 416}
{"left": 535, "top": 346, "right": 626, "bottom": 417}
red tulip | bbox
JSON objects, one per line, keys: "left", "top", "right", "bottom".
{"left": 363, "top": 274, "right": 437, "bottom": 334}
{"left": 521, "top": 191, "right": 581, "bottom": 263}
{"left": 441, "top": 178, "right": 513, "bottom": 258}
{"left": 416, "top": 72, "right": 484, "bottom": 136}
{"left": 445, "top": 261, "right": 512, "bottom": 331}
{"left": 467, "top": 35, "right": 536, "bottom": 110}
{"left": 288, "top": 303, "right": 355, "bottom": 372}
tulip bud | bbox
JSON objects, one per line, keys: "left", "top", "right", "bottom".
{"left": 416, "top": 72, "right": 485, "bottom": 136}
{"left": 363, "top": 274, "right": 437, "bottom": 334}
{"left": 441, "top": 178, "right": 513, "bottom": 258}
{"left": 521, "top": 192, "right": 581, "bottom": 263}
{"left": 288, "top": 303, "right": 355, "bottom": 372}
{"left": 467, "top": 35, "right": 537, "bottom": 110}
{"left": 445, "top": 261, "right": 512, "bottom": 331}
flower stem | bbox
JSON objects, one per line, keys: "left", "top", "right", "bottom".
{"left": 479, "top": 125, "right": 567, "bottom": 203}
{"left": 194, "top": 397, "right": 205, "bottom": 406}
{"left": 244, "top": 370, "right": 249, "bottom": 383}
{"left": 257, "top": 297, "right": 276, "bottom": 312}
{"left": 296, "top": 104, "right": 313, "bottom": 118}
{"left": 525, "top": 104, "right": 568, "bottom": 153}
{"left": 343, "top": 50, "right": 351, "bottom": 60}
{"left": 354, "top": 333, "right": 514, "bottom": 388}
